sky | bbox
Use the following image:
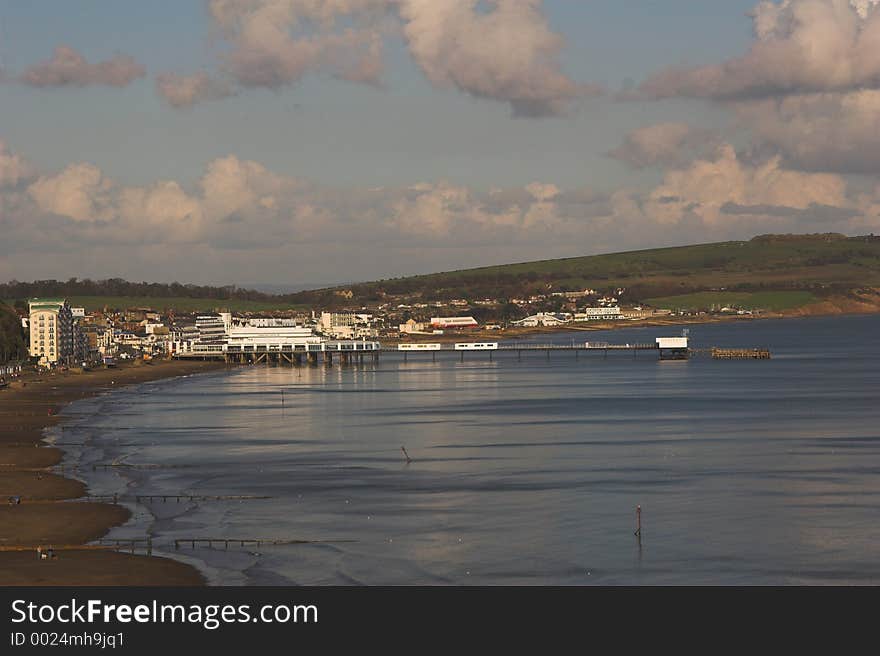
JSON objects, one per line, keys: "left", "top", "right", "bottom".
{"left": 2, "top": 0, "right": 880, "bottom": 286}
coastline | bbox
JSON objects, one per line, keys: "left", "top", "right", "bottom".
{"left": 0, "top": 358, "right": 226, "bottom": 586}
{"left": 388, "top": 306, "right": 880, "bottom": 344}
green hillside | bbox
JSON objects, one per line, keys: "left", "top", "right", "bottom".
{"left": 4, "top": 234, "right": 880, "bottom": 314}
{"left": 288, "top": 233, "right": 880, "bottom": 308}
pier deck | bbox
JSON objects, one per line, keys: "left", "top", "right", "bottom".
{"left": 171, "top": 340, "right": 772, "bottom": 363}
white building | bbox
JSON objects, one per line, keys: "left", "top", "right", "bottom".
{"left": 574, "top": 307, "right": 621, "bottom": 321}
{"left": 320, "top": 311, "right": 354, "bottom": 332}
{"left": 28, "top": 298, "right": 80, "bottom": 366}
{"left": 399, "top": 319, "right": 430, "bottom": 334}
{"left": 319, "top": 312, "right": 377, "bottom": 338}
{"left": 245, "top": 317, "right": 298, "bottom": 328}
{"left": 430, "top": 316, "right": 478, "bottom": 329}
{"left": 512, "top": 312, "right": 568, "bottom": 327}
{"left": 196, "top": 313, "right": 230, "bottom": 344}
{"left": 226, "top": 324, "right": 321, "bottom": 350}
{"left": 551, "top": 289, "right": 597, "bottom": 299}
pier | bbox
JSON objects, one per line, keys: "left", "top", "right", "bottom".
{"left": 173, "top": 337, "right": 770, "bottom": 364}
{"left": 711, "top": 347, "right": 771, "bottom": 360}
{"left": 177, "top": 340, "right": 381, "bottom": 365}
{"left": 173, "top": 537, "right": 354, "bottom": 550}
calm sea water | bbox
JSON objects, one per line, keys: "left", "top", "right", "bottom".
{"left": 56, "top": 315, "right": 880, "bottom": 585}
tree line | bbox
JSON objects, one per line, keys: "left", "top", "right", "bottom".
{"left": 0, "top": 278, "right": 274, "bottom": 302}
{"left": 0, "top": 302, "right": 26, "bottom": 363}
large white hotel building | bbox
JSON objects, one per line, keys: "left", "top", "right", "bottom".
{"left": 28, "top": 298, "right": 87, "bottom": 366}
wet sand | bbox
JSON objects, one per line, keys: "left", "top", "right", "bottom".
{"left": 0, "top": 359, "right": 225, "bottom": 586}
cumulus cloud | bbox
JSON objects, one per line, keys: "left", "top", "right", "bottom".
{"left": 13, "top": 144, "right": 874, "bottom": 238}
{"left": 199, "top": 155, "right": 296, "bottom": 220}
{"left": 608, "top": 123, "right": 721, "bottom": 169}
{"left": 5, "top": 138, "right": 879, "bottom": 282}
{"left": 20, "top": 46, "right": 145, "bottom": 88}
{"left": 629, "top": 1, "right": 880, "bottom": 175}
{"left": 0, "top": 141, "right": 34, "bottom": 188}
{"left": 170, "top": 0, "right": 592, "bottom": 114}
{"left": 117, "top": 182, "right": 206, "bottom": 240}
{"left": 734, "top": 90, "right": 880, "bottom": 173}
{"left": 398, "top": 0, "right": 594, "bottom": 116}
{"left": 637, "top": 0, "right": 880, "bottom": 101}
{"left": 643, "top": 143, "right": 850, "bottom": 225}
{"left": 207, "top": 0, "right": 386, "bottom": 89}
{"left": 27, "top": 163, "right": 116, "bottom": 221}
{"left": 155, "top": 72, "right": 234, "bottom": 108}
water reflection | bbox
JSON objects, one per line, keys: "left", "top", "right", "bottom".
{"left": 65, "top": 315, "right": 880, "bottom": 584}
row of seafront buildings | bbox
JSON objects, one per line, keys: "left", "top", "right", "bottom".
{"left": 22, "top": 299, "right": 385, "bottom": 367}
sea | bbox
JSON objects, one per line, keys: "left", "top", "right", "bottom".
{"left": 52, "top": 314, "right": 880, "bottom": 585}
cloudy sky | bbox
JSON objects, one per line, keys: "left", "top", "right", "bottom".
{"left": 2, "top": 0, "right": 880, "bottom": 286}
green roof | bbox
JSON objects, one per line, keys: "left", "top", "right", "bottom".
{"left": 29, "top": 298, "right": 68, "bottom": 311}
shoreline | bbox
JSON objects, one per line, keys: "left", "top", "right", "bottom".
{"left": 0, "top": 358, "right": 226, "bottom": 586}
{"left": 387, "top": 307, "right": 880, "bottom": 344}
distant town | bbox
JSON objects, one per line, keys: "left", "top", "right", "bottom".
{"left": 11, "top": 286, "right": 762, "bottom": 370}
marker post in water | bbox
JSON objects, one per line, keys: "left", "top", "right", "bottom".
{"left": 634, "top": 505, "right": 642, "bottom": 537}
{"left": 401, "top": 446, "right": 412, "bottom": 464}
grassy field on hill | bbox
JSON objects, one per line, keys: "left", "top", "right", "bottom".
{"left": 290, "top": 234, "right": 880, "bottom": 309}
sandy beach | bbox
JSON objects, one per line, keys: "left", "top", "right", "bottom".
{"left": 0, "top": 359, "right": 225, "bottom": 586}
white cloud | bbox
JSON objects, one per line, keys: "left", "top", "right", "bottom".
{"left": 117, "top": 182, "right": 205, "bottom": 240}
{"left": 631, "top": 1, "right": 880, "bottom": 175}
{"left": 608, "top": 123, "right": 720, "bottom": 169}
{"left": 5, "top": 140, "right": 878, "bottom": 282}
{"left": 20, "top": 46, "right": 145, "bottom": 88}
{"left": 168, "top": 0, "right": 594, "bottom": 115}
{"left": 398, "top": 0, "right": 593, "bottom": 117}
{"left": 0, "top": 141, "right": 34, "bottom": 188}
{"left": 638, "top": 0, "right": 880, "bottom": 101}
{"left": 643, "top": 143, "right": 850, "bottom": 225}
{"left": 207, "top": 0, "right": 386, "bottom": 89}
{"left": 734, "top": 90, "right": 880, "bottom": 173}
{"left": 27, "top": 163, "right": 115, "bottom": 222}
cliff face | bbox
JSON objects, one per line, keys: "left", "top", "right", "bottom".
{"left": 786, "top": 288, "right": 880, "bottom": 317}
{"left": 0, "top": 302, "right": 27, "bottom": 363}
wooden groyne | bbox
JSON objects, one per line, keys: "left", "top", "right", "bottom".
{"left": 0, "top": 536, "right": 352, "bottom": 557}
{"left": 11, "top": 494, "right": 270, "bottom": 505}
{"left": 1, "top": 538, "right": 153, "bottom": 556}
{"left": 711, "top": 348, "right": 771, "bottom": 360}
{"left": 174, "top": 538, "right": 356, "bottom": 550}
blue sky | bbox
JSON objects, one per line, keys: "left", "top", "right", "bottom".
{"left": 0, "top": 0, "right": 754, "bottom": 189}
{"left": 1, "top": 1, "right": 878, "bottom": 285}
